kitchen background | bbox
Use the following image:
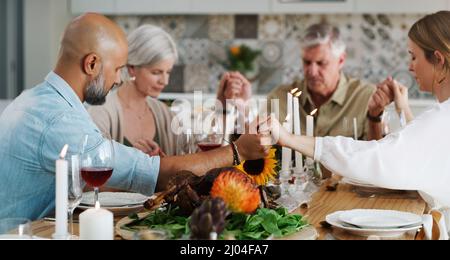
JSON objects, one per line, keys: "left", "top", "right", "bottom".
{"left": 111, "top": 13, "right": 429, "bottom": 99}
{"left": 2, "top": 0, "right": 450, "bottom": 109}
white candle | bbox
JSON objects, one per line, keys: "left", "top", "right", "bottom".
{"left": 53, "top": 144, "right": 69, "bottom": 240}
{"left": 287, "top": 88, "right": 297, "bottom": 134}
{"left": 293, "top": 92, "right": 303, "bottom": 171}
{"left": 281, "top": 121, "right": 292, "bottom": 174}
{"left": 79, "top": 202, "right": 114, "bottom": 240}
{"left": 353, "top": 117, "right": 358, "bottom": 140}
{"left": 306, "top": 109, "right": 317, "bottom": 137}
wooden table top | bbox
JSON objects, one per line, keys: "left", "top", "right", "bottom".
{"left": 32, "top": 178, "right": 427, "bottom": 240}
{"left": 293, "top": 178, "right": 426, "bottom": 240}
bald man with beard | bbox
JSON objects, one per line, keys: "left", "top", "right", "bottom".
{"left": 0, "top": 13, "right": 269, "bottom": 220}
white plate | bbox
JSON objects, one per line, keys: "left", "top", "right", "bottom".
{"left": 339, "top": 209, "right": 422, "bottom": 229}
{"left": 341, "top": 177, "right": 376, "bottom": 188}
{"left": 81, "top": 192, "right": 148, "bottom": 207}
{"left": 326, "top": 211, "right": 422, "bottom": 238}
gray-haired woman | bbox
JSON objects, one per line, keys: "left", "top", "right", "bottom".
{"left": 89, "top": 24, "right": 179, "bottom": 156}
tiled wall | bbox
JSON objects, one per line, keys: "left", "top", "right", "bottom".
{"left": 112, "top": 14, "right": 432, "bottom": 99}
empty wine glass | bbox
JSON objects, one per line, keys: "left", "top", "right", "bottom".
{"left": 79, "top": 135, "right": 114, "bottom": 207}
{"left": 68, "top": 154, "right": 83, "bottom": 239}
{"left": 382, "top": 111, "right": 392, "bottom": 137}
{"left": 176, "top": 128, "right": 195, "bottom": 155}
{"left": 0, "top": 218, "right": 33, "bottom": 240}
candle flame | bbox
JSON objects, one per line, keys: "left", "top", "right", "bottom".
{"left": 285, "top": 114, "right": 291, "bottom": 122}
{"left": 95, "top": 201, "right": 101, "bottom": 210}
{"left": 59, "top": 144, "right": 69, "bottom": 159}
{"left": 294, "top": 91, "right": 302, "bottom": 97}
{"left": 290, "top": 88, "right": 299, "bottom": 94}
{"left": 310, "top": 109, "right": 318, "bottom": 116}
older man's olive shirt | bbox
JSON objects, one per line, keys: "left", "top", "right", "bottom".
{"left": 268, "top": 74, "right": 376, "bottom": 139}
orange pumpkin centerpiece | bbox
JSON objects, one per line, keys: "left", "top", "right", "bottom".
{"left": 210, "top": 168, "right": 261, "bottom": 214}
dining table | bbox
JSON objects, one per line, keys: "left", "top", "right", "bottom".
{"left": 31, "top": 177, "right": 427, "bottom": 240}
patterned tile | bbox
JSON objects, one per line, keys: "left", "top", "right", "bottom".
{"left": 164, "top": 65, "right": 185, "bottom": 93}
{"left": 184, "top": 16, "right": 209, "bottom": 39}
{"left": 285, "top": 15, "right": 312, "bottom": 40}
{"left": 140, "top": 16, "right": 186, "bottom": 40}
{"left": 113, "top": 16, "right": 141, "bottom": 35}
{"left": 208, "top": 40, "right": 229, "bottom": 67}
{"left": 260, "top": 41, "right": 283, "bottom": 68}
{"left": 208, "top": 63, "right": 226, "bottom": 93}
{"left": 282, "top": 66, "right": 302, "bottom": 85}
{"left": 282, "top": 40, "right": 301, "bottom": 68}
{"left": 258, "top": 15, "right": 285, "bottom": 40}
{"left": 235, "top": 15, "right": 258, "bottom": 39}
{"left": 179, "top": 39, "right": 209, "bottom": 65}
{"left": 184, "top": 64, "right": 210, "bottom": 93}
{"left": 209, "top": 15, "right": 234, "bottom": 41}
{"left": 257, "top": 67, "right": 283, "bottom": 94}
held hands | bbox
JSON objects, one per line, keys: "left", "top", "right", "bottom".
{"left": 217, "top": 72, "right": 252, "bottom": 109}
{"left": 134, "top": 138, "right": 166, "bottom": 157}
{"left": 368, "top": 76, "right": 411, "bottom": 118}
{"left": 234, "top": 116, "right": 271, "bottom": 161}
{"left": 389, "top": 79, "right": 410, "bottom": 114}
{"left": 368, "top": 78, "right": 395, "bottom": 117}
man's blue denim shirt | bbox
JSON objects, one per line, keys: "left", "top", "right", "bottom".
{"left": 0, "top": 72, "right": 160, "bottom": 220}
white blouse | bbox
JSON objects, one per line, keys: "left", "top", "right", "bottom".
{"left": 314, "top": 99, "right": 450, "bottom": 208}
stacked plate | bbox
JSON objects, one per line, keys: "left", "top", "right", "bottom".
{"left": 79, "top": 192, "right": 149, "bottom": 215}
{"left": 326, "top": 209, "right": 423, "bottom": 238}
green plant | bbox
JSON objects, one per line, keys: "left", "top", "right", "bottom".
{"left": 225, "top": 44, "right": 261, "bottom": 77}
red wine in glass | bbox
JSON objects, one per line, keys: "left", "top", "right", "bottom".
{"left": 197, "top": 143, "right": 222, "bottom": 152}
{"left": 81, "top": 167, "right": 113, "bottom": 188}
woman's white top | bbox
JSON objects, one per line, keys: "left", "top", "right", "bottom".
{"left": 314, "top": 99, "right": 450, "bottom": 208}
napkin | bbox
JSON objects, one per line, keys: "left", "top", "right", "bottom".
{"left": 417, "top": 209, "right": 450, "bottom": 240}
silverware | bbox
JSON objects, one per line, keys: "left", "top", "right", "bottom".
{"left": 44, "top": 217, "right": 79, "bottom": 224}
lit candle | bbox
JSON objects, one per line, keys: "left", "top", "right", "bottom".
{"left": 293, "top": 91, "right": 303, "bottom": 171}
{"left": 306, "top": 109, "right": 317, "bottom": 137}
{"left": 353, "top": 117, "right": 358, "bottom": 140}
{"left": 281, "top": 118, "right": 292, "bottom": 174}
{"left": 79, "top": 202, "right": 114, "bottom": 240}
{"left": 53, "top": 144, "right": 69, "bottom": 240}
{"left": 287, "top": 88, "right": 298, "bottom": 134}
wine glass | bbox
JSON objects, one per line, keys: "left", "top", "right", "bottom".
{"left": 79, "top": 135, "right": 114, "bottom": 207}
{"left": 0, "top": 218, "right": 33, "bottom": 240}
{"left": 195, "top": 112, "right": 224, "bottom": 152}
{"left": 176, "top": 128, "right": 195, "bottom": 155}
{"left": 68, "top": 154, "right": 83, "bottom": 239}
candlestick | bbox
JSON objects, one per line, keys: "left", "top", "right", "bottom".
{"left": 79, "top": 202, "right": 114, "bottom": 240}
{"left": 287, "top": 88, "right": 297, "bottom": 134}
{"left": 306, "top": 109, "right": 317, "bottom": 137}
{"left": 53, "top": 144, "right": 69, "bottom": 240}
{"left": 293, "top": 91, "right": 303, "bottom": 171}
{"left": 281, "top": 121, "right": 292, "bottom": 174}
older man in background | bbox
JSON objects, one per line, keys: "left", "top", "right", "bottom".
{"left": 218, "top": 23, "right": 393, "bottom": 141}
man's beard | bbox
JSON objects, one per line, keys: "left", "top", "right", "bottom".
{"left": 84, "top": 72, "right": 118, "bottom": 105}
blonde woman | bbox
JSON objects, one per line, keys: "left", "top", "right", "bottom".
{"left": 269, "top": 11, "right": 450, "bottom": 209}
{"left": 88, "top": 25, "right": 179, "bottom": 156}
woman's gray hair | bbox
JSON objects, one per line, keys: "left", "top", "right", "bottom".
{"left": 123, "top": 24, "right": 178, "bottom": 80}
{"left": 300, "top": 23, "right": 346, "bottom": 57}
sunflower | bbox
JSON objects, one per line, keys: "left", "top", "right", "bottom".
{"left": 236, "top": 148, "right": 278, "bottom": 186}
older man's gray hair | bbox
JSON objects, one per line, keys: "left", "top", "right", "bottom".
{"left": 300, "top": 23, "right": 346, "bottom": 57}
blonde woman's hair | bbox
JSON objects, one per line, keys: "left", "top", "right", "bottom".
{"left": 409, "top": 11, "right": 450, "bottom": 74}
{"left": 122, "top": 24, "right": 178, "bottom": 80}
